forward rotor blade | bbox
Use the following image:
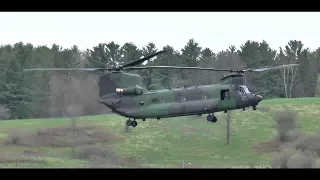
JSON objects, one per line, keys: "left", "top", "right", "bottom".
{"left": 23, "top": 67, "right": 112, "bottom": 72}
{"left": 124, "top": 64, "right": 300, "bottom": 73}
{"left": 246, "top": 64, "right": 300, "bottom": 72}
{"left": 124, "top": 66, "right": 236, "bottom": 72}
{"left": 120, "top": 50, "right": 167, "bottom": 68}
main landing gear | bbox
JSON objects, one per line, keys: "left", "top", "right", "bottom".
{"left": 207, "top": 113, "right": 217, "bottom": 123}
{"left": 253, "top": 106, "right": 257, "bottom": 111}
{"left": 126, "top": 118, "right": 138, "bottom": 127}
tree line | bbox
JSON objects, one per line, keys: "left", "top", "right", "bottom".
{"left": 0, "top": 39, "right": 319, "bottom": 120}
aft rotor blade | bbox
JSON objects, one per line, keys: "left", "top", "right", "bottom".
{"left": 23, "top": 67, "right": 112, "bottom": 72}
{"left": 120, "top": 50, "right": 167, "bottom": 68}
{"left": 124, "top": 66, "right": 236, "bottom": 72}
{"left": 246, "top": 64, "right": 300, "bottom": 72}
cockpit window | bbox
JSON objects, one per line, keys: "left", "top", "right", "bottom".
{"left": 242, "top": 86, "right": 250, "bottom": 93}
{"left": 238, "top": 86, "right": 250, "bottom": 94}
{"left": 238, "top": 88, "right": 244, "bottom": 94}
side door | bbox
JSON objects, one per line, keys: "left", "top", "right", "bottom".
{"left": 218, "top": 88, "right": 236, "bottom": 111}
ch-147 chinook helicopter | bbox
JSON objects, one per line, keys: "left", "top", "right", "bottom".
{"left": 24, "top": 51, "right": 299, "bottom": 128}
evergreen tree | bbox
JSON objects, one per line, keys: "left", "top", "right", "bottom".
{"left": 180, "top": 39, "right": 202, "bottom": 85}
{"left": 238, "top": 40, "right": 279, "bottom": 98}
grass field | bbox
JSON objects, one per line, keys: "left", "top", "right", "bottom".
{"left": 0, "top": 97, "right": 320, "bottom": 168}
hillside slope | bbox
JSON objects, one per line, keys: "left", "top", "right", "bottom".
{"left": 0, "top": 97, "right": 319, "bottom": 168}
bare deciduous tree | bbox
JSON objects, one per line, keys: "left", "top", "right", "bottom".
{"left": 276, "top": 40, "right": 303, "bottom": 98}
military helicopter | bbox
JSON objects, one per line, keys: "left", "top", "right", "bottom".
{"left": 24, "top": 50, "right": 299, "bottom": 128}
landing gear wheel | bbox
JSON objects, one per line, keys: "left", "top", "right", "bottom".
{"left": 211, "top": 116, "right": 217, "bottom": 123}
{"left": 131, "top": 121, "right": 138, "bottom": 127}
{"left": 207, "top": 114, "right": 217, "bottom": 123}
{"left": 126, "top": 119, "right": 132, "bottom": 126}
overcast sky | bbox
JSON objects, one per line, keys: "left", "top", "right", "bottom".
{"left": 1, "top": 12, "right": 320, "bottom": 53}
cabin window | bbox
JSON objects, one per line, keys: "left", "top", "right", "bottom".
{"left": 152, "top": 98, "right": 158, "bottom": 103}
{"left": 221, "top": 90, "right": 230, "bottom": 100}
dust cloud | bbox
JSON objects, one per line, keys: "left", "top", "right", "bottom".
{"left": 48, "top": 71, "right": 111, "bottom": 118}
{"left": 255, "top": 110, "right": 320, "bottom": 168}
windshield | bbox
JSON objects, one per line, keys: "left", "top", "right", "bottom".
{"left": 238, "top": 86, "right": 250, "bottom": 94}
{"left": 242, "top": 86, "right": 250, "bottom": 93}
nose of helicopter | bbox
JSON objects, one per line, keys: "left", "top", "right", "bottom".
{"left": 255, "top": 95, "right": 263, "bottom": 103}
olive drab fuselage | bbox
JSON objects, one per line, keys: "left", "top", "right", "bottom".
{"left": 98, "top": 71, "right": 263, "bottom": 120}
{"left": 22, "top": 51, "right": 294, "bottom": 125}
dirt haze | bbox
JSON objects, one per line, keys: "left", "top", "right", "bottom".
{"left": 254, "top": 110, "right": 320, "bottom": 168}
{"left": 49, "top": 71, "right": 111, "bottom": 117}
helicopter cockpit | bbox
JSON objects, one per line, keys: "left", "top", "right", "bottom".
{"left": 237, "top": 85, "right": 250, "bottom": 95}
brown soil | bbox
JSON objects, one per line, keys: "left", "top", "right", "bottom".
{"left": 253, "top": 140, "right": 281, "bottom": 153}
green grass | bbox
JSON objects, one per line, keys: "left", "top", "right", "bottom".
{"left": 1, "top": 97, "right": 320, "bottom": 168}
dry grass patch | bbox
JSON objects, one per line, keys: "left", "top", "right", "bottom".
{"left": 0, "top": 151, "right": 47, "bottom": 165}
{"left": 4, "top": 125, "right": 121, "bottom": 147}
{"left": 72, "top": 146, "right": 141, "bottom": 168}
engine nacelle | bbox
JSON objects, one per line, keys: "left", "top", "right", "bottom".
{"left": 116, "top": 85, "right": 144, "bottom": 95}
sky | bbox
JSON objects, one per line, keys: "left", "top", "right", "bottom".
{"left": 1, "top": 12, "right": 320, "bottom": 53}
